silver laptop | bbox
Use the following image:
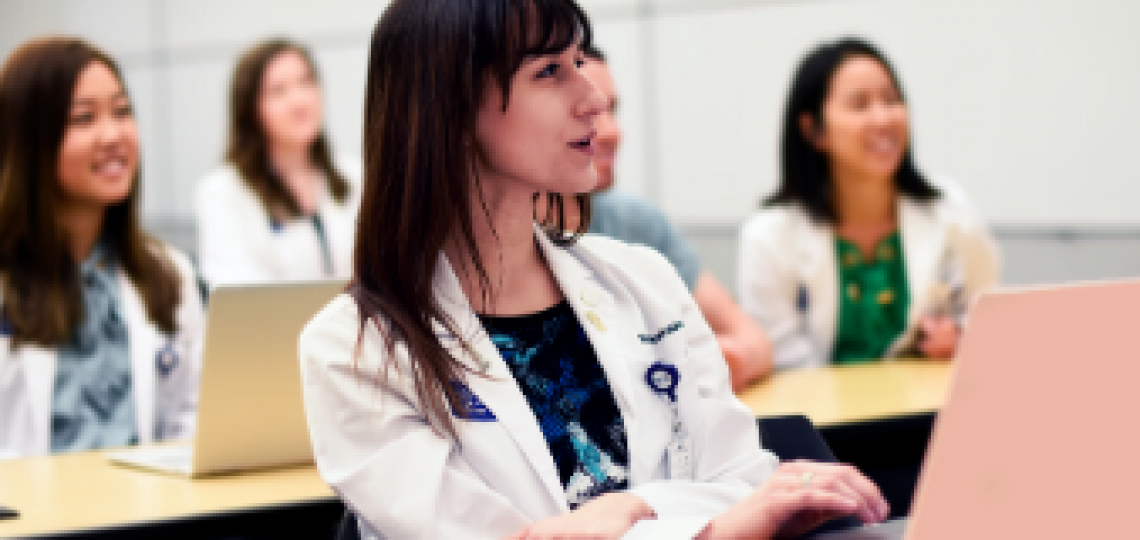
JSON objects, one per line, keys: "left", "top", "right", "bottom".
{"left": 106, "top": 280, "right": 344, "bottom": 477}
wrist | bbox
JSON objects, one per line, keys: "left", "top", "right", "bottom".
{"left": 698, "top": 511, "right": 770, "bottom": 540}
{"left": 620, "top": 493, "right": 656, "bottom": 523}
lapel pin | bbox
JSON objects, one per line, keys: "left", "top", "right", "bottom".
{"left": 586, "top": 310, "right": 606, "bottom": 333}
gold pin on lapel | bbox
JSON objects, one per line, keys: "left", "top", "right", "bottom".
{"left": 877, "top": 289, "right": 895, "bottom": 305}
{"left": 877, "top": 245, "right": 895, "bottom": 261}
{"left": 847, "top": 284, "right": 861, "bottom": 301}
{"left": 586, "top": 310, "right": 606, "bottom": 332}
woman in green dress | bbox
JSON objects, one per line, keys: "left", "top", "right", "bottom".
{"left": 738, "top": 37, "right": 1000, "bottom": 368}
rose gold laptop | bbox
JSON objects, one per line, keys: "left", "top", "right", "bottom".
{"left": 817, "top": 279, "right": 1140, "bottom": 539}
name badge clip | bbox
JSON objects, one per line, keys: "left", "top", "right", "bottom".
{"left": 645, "top": 361, "right": 692, "bottom": 479}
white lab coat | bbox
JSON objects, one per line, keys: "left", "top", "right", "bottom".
{"left": 0, "top": 244, "right": 205, "bottom": 459}
{"left": 299, "top": 228, "right": 779, "bottom": 539}
{"left": 737, "top": 178, "right": 1000, "bottom": 369}
{"left": 194, "top": 155, "right": 362, "bottom": 287}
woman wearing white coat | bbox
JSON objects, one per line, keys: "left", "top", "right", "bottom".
{"left": 0, "top": 38, "right": 203, "bottom": 459}
{"left": 738, "top": 37, "right": 999, "bottom": 370}
{"left": 299, "top": 2, "right": 888, "bottom": 539}
{"left": 195, "top": 38, "right": 361, "bottom": 287}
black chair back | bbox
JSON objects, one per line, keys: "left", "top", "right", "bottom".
{"left": 336, "top": 512, "right": 360, "bottom": 540}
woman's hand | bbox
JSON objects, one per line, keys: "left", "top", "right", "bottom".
{"left": 504, "top": 492, "right": 655, "bottom": 540}
{"left": 917, "top": 316, "right": 959, "bottom": 359}
{"left": 699, "top": 461, "right": 889, "bottom": 539}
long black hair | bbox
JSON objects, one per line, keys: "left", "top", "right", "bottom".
{"left": 765, "top": 37, "right": 939, "bottom": 224}
{"left": 352, "top": 0, "right": 593, "bottom": 438}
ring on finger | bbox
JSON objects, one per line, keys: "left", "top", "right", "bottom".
{"left": 801, "top": 471, "right": 814, "bottom": 489}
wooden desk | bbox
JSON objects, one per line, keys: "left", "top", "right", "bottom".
{"left": 736, "top": 360, "right": 954, "bottom": 426}
{"left": 0, "top": 450, "right": 337, "bottom": 538}
{"left": 739, "top": 361, "right": 953, "bottom": 518}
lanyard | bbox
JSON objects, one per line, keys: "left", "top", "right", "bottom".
{"left": 646, "top": 361, "right": 693, "bottom": 479}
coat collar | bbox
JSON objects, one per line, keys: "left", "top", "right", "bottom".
{"left": 890, "top": 196, "right": 951, "bottom": 354}
{"left": 799, "top": 215, "right": 840, "bottom": 358}
{"left": 431, "top": 243, "right": 569, "bottom": 510}
{"left": 898, "top": 195, "right": 943, "bottom": 323}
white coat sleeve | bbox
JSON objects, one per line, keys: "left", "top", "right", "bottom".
{"left": 194, "top": 173, "right": 274, "bottom": 287}
{"left": 299, "top": 297, "right": 532, "bottom": 539}
{"left": 737, "top": 214, "right": 819, "bottom": 369}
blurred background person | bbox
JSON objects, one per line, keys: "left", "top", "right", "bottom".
{"left": 0, "top": 37, "right": 203, "bottom": 458}
{"left": 580, "top": 46, "right": 773, "bottom": 390}
{"left": 738, "top": 37, "right": 999, "bottom": 369}
{"left": 195, "top": 38, "right": 361, "bottom": 288}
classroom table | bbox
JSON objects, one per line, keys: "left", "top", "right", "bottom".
{"left": 0, "top": 361, "right": 952, "bottom": 538}
{"left": 736, "top": 359, "right": 954, "bottom": 426}
{"left": 737, "top": 360, "right": 954, "bottom": 518}
{"left": 0, "top": 451, "right": 339, "bottom": 539}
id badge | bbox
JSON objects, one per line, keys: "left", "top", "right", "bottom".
{"left": 646, "top": 361, "right": 693, "bottom": 479}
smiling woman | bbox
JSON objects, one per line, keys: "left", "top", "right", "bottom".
{"left": 738, "top": 37, "right": 1001, "bottom": 369}
{"left": 0, "top": 37, "right": 204, "bottom": 459}
{"left": 297, "top": 1, "right": 888, "bottom": 539}
{"left": 194, "top": 38, "right": 362, "bottom": 287}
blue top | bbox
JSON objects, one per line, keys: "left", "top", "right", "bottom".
{"left": 589, "top": 189, "right": 701, "bottom": 291}
{"left": 51, "top": 244, "right": 137, "bottom": 453}
{"left": 479, "top": 301, "right": 630, "bottom": 509}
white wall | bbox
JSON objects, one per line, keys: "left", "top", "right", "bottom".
{"left": 650, "top": 0, "right": 1140, "bottom": 226}
{"left": 1, "top": 0, "right": 1138, "bottom": 235}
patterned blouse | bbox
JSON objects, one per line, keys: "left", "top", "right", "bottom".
{"left": 478, "top": 300, "right": 630, "bottom": 509}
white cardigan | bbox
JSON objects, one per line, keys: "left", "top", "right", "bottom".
{"left": 737, "top": 179, "right": 1000, "bottom": 369}
{"left": 299, "top": 229, "right": 777, "bottom": 539}
{"left": 194, "top": 155, "right": 362, "bottom": 287}
{"left": 0, "top": 244, "right": 205, "bottom": 459}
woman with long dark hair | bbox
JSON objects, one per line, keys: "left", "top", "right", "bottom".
{"left": 195, "top": 38, "right": 361, "bottom": 287}
{"left": 300, "top": 2, "right": 887, "bottom": 538}
{"left": 0, "top": 37, "right": 203, "bottom": 458}
{"left": 739, "top": 37, "right": 999, "bottom": 369}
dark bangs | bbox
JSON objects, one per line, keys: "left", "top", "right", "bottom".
{"left": 478, "top": 0, "right": 592, "bottom": 110}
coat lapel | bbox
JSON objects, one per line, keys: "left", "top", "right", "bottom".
{"left": 899, "top": 197, "right": 947, "bottom": 329}
{"left": 534, "top": 231, "right": 652, "bottom": 482}
{"left": 802, "top": 217, "right": 840, "bottom": 360}
{"left": 431, "top": 255, "right": 569, "bottom": 511}
{"left": 119, "top": 272, "right": 158, "bottom": 444}
{"left": 20, "top": 345, "right": 56, "bottom": 455}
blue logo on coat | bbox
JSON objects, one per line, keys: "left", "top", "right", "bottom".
{"left": 451, "top": 381, "right": 496, "bottom": 421}
{"left": 638, "top": 321, "right": 684, "bottom": 344}
{"left": 645, "top": 361, "right": 680, "bottom": 402}
{"left": 0, "top": 312, "right": 10, "bottom": 337}
{"left": 155, "top": 342, "right": 179, "bottom": 378}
